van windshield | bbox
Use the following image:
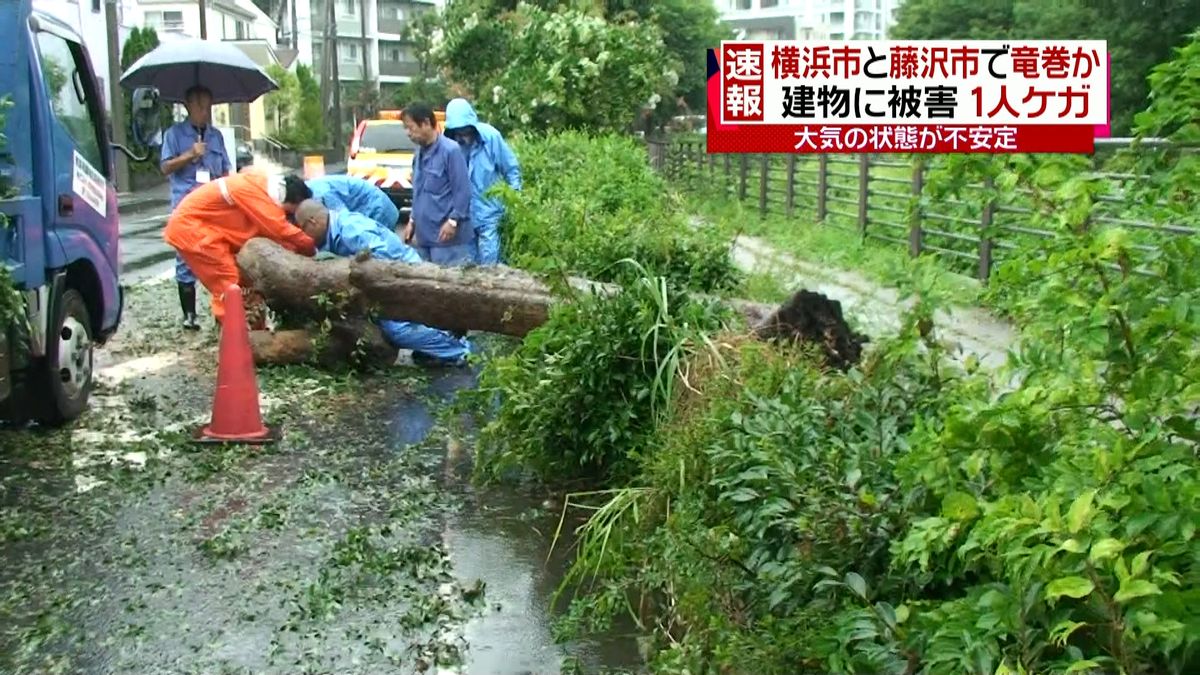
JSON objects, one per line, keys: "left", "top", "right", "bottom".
{"left": 360, "top": 125, "right": 416, "bottom": 153}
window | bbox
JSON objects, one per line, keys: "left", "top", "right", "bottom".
{"left": 359, "top": 124, "right": 415, "bottom": 153}
{"left": 388, "top": 48, "right": 401, "bottom": 62}
{"left": 343, "top": 0, "right": 356, "bottom": 14}
{"left": 91, "top": 0, "right": 100, "bottom": 12}
{"left": 34, "top": 30, "right": 106, "bottom": 176}
{"left": 236, "top": 20, "right": 247, "bottom": 39}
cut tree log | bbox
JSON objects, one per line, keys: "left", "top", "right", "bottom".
{"left": 248, "top": 319, "right": 395, "bottom": 367}
{"left": 236, "top": 238, "right": 868, "bottom": 369}
{"left": 237, "top": 238, "right": 774, "bottom": 337}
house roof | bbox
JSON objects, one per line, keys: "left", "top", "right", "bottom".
{"left": 228, "top": 39, "right": 280, "bottom": 69}
{"left": 275, "top": 48, "right": 299, "bottom": 69}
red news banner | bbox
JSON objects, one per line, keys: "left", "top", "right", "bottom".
{"left": 710, "top": 40, "right": 1109, "bottom": 154}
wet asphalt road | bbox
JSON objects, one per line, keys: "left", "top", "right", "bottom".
{"left": 119, "top": 201, "right": 176, "bottom": 286}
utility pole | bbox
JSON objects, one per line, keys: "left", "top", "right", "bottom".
{"left": 359, "top": 0, "right": 370, "bottom": 91}
{"left": 328, "top": 0, "right": 342, "bottom": 144}
{"left": 105, "top": 0, "right": 129, "bottom": 191}
{"left": 198, "top": 0, "right": 208, "bottom": 39}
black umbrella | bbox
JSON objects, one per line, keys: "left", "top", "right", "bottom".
{"left": 119, "top": 38, "right": 278, "bottom": 104}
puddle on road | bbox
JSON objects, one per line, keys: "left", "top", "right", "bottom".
{"left": 389, "top": 367, "right": 644, "bottom": 675}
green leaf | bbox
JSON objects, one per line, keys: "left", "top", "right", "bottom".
{"left": 1131, "top": 550, "right": 1153, "bottom": 577}
{"left": 1045, "top": 576, "right": 1095, "bottom": 600}
{"left": 1090, "top": 538, "right": 1126, "bottom": 562}
{"left": 1114, "top": 579, "right": 1162, "bottom": 603}
{"left": 844, "top": 572, "right": 867, "bottom": 600}
{"left": 1067, "top": 489, "right": 1098, "bottom": 534}
{"left": 1050, "top": 620, "right": 1088, "bottom": 647}
{"left": 941, "top": 491, "right": 980, "bottom": 522}
{"left": 1059, "top": 538, "right": 1088, "bottom": 554}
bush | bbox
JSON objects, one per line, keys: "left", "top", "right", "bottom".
{"left": 551, "top": 301, "right": 961, "bottom": 672}
{"left": 501, "top": 132, "right": 741, "bottom": 295}
{"left": 465, "top": 267, "right": 730, "bottom": 487}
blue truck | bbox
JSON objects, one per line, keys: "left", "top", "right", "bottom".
{"left": 0, "top": 0, "right": 163, "bottom": 426}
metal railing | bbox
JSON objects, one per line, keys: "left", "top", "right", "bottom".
{"left": 650, "top": 137, "right": 1198, "bottom": 282}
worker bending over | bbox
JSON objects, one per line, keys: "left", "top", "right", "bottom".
{"left": 292, "top": 199, "right": 472, "bottom": 367}
{"left": 282, "top": 174, "right": 401, "bottom": 232}
{"left": 163, "top": 169, "right": 316, "bottom": 325}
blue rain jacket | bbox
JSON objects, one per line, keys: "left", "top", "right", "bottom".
{"left": 319, "top": 209, "right": 471, "bottom": 361}
{"left": 443, "top": 98, "right": 522, "bottom": 264}
{"left": 309, "top": 175, "right": 401, "bottom": 230}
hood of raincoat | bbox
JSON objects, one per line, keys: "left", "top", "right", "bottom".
{"left": 444, "top": 98, "right": 480, "bottom": 133}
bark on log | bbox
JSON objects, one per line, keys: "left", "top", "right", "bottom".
{"left": 237, "top": 238, "right": 364, "bottom": 322}
{"left": 236, "top": 238, "right": 868, "bottom": 369}
{"left": 236, "top": 238, "right": 776, "bottom": 337}
{"left": 248, "top": 320, "right": 395, "bottom": 367}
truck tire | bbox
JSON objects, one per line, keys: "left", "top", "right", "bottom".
{"left": 36, "top": 288, "right": 93, "bottom": 426}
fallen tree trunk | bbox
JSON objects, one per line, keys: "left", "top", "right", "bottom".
{"left": 236, "top": 238, "right": 867, "bottom": 369}
{"left": 237, "top": 238, "right": 776, "bottom": 337}
{"left": 248, "top": 319, "right": 395, "bottom": 367}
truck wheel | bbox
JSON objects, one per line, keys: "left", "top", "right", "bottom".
{"left": 36, "top": 289, "right": 93, "bottom": 426}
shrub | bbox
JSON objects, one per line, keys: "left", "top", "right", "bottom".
{"left": 551, "top": 301, "right": 961, "bottom": 672}
{"left": 501, "top": 132, "right": 741, "bottom": 295}
{"left": 465, "top": 266, "right": 731, "bottom": 487}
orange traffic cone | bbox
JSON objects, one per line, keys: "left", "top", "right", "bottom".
{"left": 193, "top": 284, "right": 279, "bottom": 444}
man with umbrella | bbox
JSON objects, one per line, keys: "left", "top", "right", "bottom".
{"left": 121, "top": 38, "right": 277, "bottom": 330}
{"left": 160, "top": 85, "right": 232, "bottom": 331}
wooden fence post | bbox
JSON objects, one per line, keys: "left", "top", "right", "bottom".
{"left": 739, "top": 154, "right": 749, "bottom": 201}
{"left": 724, "top": 154, "right": 732, "bottom": 198}
{"left": 759, "top": 155, "right": 769, "bottom": 217}
{"left": 857, "top": 154, "right": 870, "bottom": 236}
{"left": 979, "top": 174, "right": 995, "bottom": 281}
{"left": 909, "top": 158, "right": 924, "bottom": 257}
{"left": 816, "top": 154, "right": 828, "bottom": 222}
{"left": 785, "top": 154, "right": 796, "bottom": 218}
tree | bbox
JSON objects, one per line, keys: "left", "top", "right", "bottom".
{"left": 120, "top": 27, "right": 165, "bottom": 176}
{"left": 393, "top": 9, "right": 449, "bottom": 108}
{"left": 889, "top": 0, "right": 1200, "bottom": 135}
{"left": 604, "top": 0, "right": 731, "bottom": 121}
{"left": 437, "top": 0, "right": 724, "bottom": 130}
{"left": 263, "top": 63, "right": 300, "bottom": 134}
{"left": 262, "top": 62, "right": 326, "bottom": 149}
{"left": 436, "top": 2, "right": 675, "bottom": 133}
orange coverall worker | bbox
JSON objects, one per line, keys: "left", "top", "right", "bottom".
{"left": 163, "top": 171, "right": 316, "bottom": 322}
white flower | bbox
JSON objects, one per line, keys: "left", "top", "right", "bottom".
{"left": 492, "top": 85, "right": 504, "bottom": 104}
{"left": 463, "top": 13, "right": 479, "bottom": 30}
{"left": 663, "top": 69, "right": 679, "bottom": 87}
{"left": 520, "top": 113, "right": 531, "bottom": 124}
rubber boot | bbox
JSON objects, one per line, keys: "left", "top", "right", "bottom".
{"left": 178, "top": 282, "right": 200, "bottom": 331}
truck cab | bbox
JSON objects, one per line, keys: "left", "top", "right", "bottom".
{"left": 0, "top": 0, "right": 162, "bottom": 425}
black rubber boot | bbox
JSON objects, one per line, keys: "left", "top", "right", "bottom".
{"left": 178, "top": 282, "right": 200, "bottom": 331}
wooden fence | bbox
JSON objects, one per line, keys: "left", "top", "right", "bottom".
{"left": 648, "top": 138, "right": 1197, "bottom": 282}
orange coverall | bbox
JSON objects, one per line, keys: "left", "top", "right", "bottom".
{"left": 163, "top": 170, "right": 316, "bottom": 321}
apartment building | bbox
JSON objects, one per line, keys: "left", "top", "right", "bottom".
{"left": 275, "top": 0, "right": 439, "bottom": 92}
{"left": 718, "top": 0, "right": 903, "bottom": 41}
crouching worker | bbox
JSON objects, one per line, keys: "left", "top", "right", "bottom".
{"left": 163, "top": 169, "right": 316, "bottom": 326}
{"left": 292, "top": 199, "right": 472, "bottom": 367}
{"left": 282, "top": 174, "right": 401, "bottom": 232}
